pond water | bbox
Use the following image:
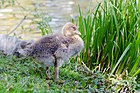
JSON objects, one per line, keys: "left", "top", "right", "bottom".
{"left": 0, "top": 0, "right": 102, "bottom": 40}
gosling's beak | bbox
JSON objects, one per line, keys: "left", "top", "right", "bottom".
{"left": 75, "top": 30, "right": 81, "bottom": 35}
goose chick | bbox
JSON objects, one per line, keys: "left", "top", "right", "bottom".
{"left": 0, "top": 34, "right": 33, "bottom": 56}
{"left": 26, "top": 22, "right": 84, "bottom": 80}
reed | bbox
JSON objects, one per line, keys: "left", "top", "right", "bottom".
{"left": 77, "top": 0, "right": 140, "bottom": 77}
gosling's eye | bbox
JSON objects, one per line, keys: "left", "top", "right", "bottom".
{"left": 72, "top": 26, "right": 76, "bottom": 30}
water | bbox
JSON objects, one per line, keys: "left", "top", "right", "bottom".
{"left": 0, "top": 0, "right": 102, "bottom": 40}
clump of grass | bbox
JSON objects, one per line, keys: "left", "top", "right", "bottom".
{"left": 108, "top": 75, "right": 137, "bottom": 92}
{"left": 76, "top": 0, "right": 140, "bottom": 79}
{"left": 0, "top": 55, "right": 111, "bottom": 92}
{"left": 33, "top": 8, "right": 52, "bottom": 36}
{"left": 34, "top": 14, "right": 52, "bottom": 36}
{"left": 0, "top": 54, "right": 138, "bottom": 92}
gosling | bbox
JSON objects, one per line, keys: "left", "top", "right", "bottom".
{"left": 24, "top": 22, "right": 84, "bottom": 81}
{"left": 0, "top": 34, "right": 33, "bottom": 56}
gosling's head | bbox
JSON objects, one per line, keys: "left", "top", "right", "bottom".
{"left": 61, "top": 22, "right": 81, "bottom": 37}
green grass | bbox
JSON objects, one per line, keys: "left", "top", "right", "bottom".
{"left": 0, "top": 55, "right": 138, "bottom": 92}
{"left": 0, "top": 55, "right": 106, "bottom": 92}
{"left": 75, "top": 0, "right": 140, "bottom": 78}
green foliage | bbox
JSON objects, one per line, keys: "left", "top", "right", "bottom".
{"left": 0, "top": 55, "right": 138, "bottom": 92}
{"left": 76, "top": 0, "right": 140, "bottom": 78}
{"left": 108, "top": 75, "right": 138, "bottom": 92}
{"left": 0, "top": 0, "right": 16, "bottom": 8}
{"left": 34, "top": 13, "right": 52, "bottom": 36}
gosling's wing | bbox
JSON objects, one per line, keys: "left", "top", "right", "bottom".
{"left": 54, "top": 37, "right": 74, "bottom": 58}
{"left": 29, "top": 34, "right": 67, "bottom": 57}
{"left": 54, "top": 43, "right": 69, "bottom": 58}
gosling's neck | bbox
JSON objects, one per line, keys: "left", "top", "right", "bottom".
{"left": 69, "top": 35, "right": 84, "bottom": 50}
{"left": 68, "top": 35, "right": 84, "bottom": 57}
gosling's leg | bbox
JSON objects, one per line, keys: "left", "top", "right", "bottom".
{"left": 54, "top": 58, "right": 64, "bottom": 82}
{"left": 53, "top": 54, "right": 64, "bottom": 81}
{"left": 46, "top": 67, "right": 51, "bottom": 80}
{"left": 54, "top": 65, "right": 59, "bottom": 81}
{"left": 54, "top": 58, "right": 66, "bottom": 83}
